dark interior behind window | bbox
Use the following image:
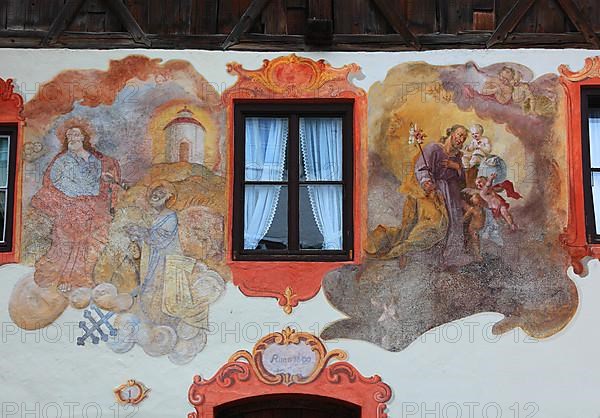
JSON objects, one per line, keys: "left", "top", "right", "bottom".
{"left": 0, "top": 125, "right": 17, "bottom": 253}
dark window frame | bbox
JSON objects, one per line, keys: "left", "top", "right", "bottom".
{"left": 0, "top": 124, "right": 17, "bottom": 253}
{"left": 232, "top": 102, "right": 354, "bottom": 262}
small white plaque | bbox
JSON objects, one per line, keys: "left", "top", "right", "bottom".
{"left": 262, "top": 341, "right": 317, "bottom": 378}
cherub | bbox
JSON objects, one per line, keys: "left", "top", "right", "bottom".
{"left": 463, "top": 193, "right": 486, "bottom": 260}
{"left": 511, "top": 70, "right": 534, "bottom": 109}
{"left": 512, "top": 70, "right": 556, "bottom": 117}
{"left": 481, "top": 66, "right": 515, "bottom": 105}
{"left": 473, "top": 173, "right": 522, "bottom": 231}
{"left": 462, "top": 124, "right": 492, "bottom": 169}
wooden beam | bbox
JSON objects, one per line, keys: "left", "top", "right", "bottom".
{"left": 3, "top": 30, "right": 596, "bottom": 51}
{"left": 41, "top": 0, "right": 86, "bottom": 46}
{"left": 222, "top": 0, "right": 273, "bottom": 50}
{"left": 486, "top": 0, "right": 537, "bottom": 47}
{"left": 104, "top": 0, "right": 151, "bottom": 46}
{"left": 370, "top": 0, "right": 420, "bottom": 49}
{"left": 554, "top": 0, "right": 600, "bottom": 48}
{"left": 435, "top": 0, "right": 448, "bottom": 33}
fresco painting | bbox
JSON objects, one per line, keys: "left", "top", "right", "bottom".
{"left": 321, "top": 61, "right": 579, "bottom": 351}
{"left": 9, "top": 56, "right": 227, "bottom": 364}
{"left": 4, "top": 54, "right": 583, "bottom": 361}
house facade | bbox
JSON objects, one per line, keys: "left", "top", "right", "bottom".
{"left": 2, "top": 1, "right": 600, "bottom": 417}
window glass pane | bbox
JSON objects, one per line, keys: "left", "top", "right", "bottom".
{"left": 592, "top": 172, "right": 600, "bottom": 235}
{"left": 245, "top": 118, "right": 288, "bottom": 181}
{"left": 244, "top": 185, "right": 288, "bottom": 250}
{"left": 0, "top": 190, "right": 5, "bottom": 243}
{"left": 589, "top": 109, "right": 600, "bottom": 168}
{"left": 299, "top": 117, "right": 343, "bottom": 181}
{"left": 300, "top": 185, "right": 343, "bottom": 250}
{"left": 0, "top": 136, "right": 9, "bottom": 188}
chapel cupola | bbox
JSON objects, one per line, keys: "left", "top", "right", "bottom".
{"left": 164, "top": 107, "right": 205, "bottom": 165}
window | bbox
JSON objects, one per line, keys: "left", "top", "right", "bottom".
{"left": 0, "top": 125, "right": 17, "bottom": 253}
{"left": 582, "top": 88, "right": 600, "bottom": 243}
{"left": 233, "top": 103, "right": 353, "bottom": 261}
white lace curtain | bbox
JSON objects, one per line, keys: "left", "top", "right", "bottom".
{"left": 300, "top": 117, "right": 343, "bottom": 250}
{"left": 0, "top": 136, "right": 8, "bottom": 189}
{"left": 589, "top": 109, "right": 600, "bottom": 168}
{"left": 243, "top": 116, "right": 344, "bottom": 250}
{"left": 243, "top": 117, "right": 288, "bottom": 249}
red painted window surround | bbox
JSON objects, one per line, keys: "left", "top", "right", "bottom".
{"left": 559, "top": 56, "right": 600, "bottom": 275}
{"left": 0, "top": 78, "right": 24, "bottom": 265}
{"left": 221, "top": 55, "right": 367, "bottom": 313}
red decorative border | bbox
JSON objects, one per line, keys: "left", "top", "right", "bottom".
{"left": 187, "top": 361, "right": 391, "bottom": 418}
{"left": 221, "top": 55, "right": 367, "bottom": 313}
{"left": 0, "top": 78, "right": 24, "bottom": 265}
{"left": 559, "top": 57, "right": 600, "bottom": 274}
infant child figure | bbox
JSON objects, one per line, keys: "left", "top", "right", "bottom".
{"left": 475, "top": 172, "right": 520, "bottom": 232}
{"left": 462, "top": 124, "right": 492, "bottom": 169}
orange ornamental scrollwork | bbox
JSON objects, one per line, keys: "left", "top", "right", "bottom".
{"left": 559, "top": 57, "right": 600, "bottom": 274}
{"left": 0, "top": 78, "right": 25, "bottom": 121}
{"left": 559, "top": 57, "right": 600, "bottom": 82}
{"left": 113, "top": 380, "right": 150, "bottom": 405}
{"left": 228, "top": 326, "right": 348, "bottom": 386}
{"left": 187, "top": 328, "right": 392, "bottom": 418}
{"left": 223, "top": 54, "right": 365, "bottom": 100}
{"left": 222, "top": 54, "right": 367, "bottom": 313}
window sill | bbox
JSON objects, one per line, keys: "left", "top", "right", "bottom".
{"left": 228, "top": 260, "right": 356, "bottom": 314}
{"left": 0, "top": 252, "right": 20, "bottom": 265}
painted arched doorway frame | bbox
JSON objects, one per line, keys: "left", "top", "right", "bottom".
{"left": 187, "top": 328, "right": 392, "bottom": 418}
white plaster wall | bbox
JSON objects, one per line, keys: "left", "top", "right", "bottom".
{"left": 0, "top": 49, "right": 599, "bottom": 418}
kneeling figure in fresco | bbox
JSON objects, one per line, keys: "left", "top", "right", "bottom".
{"left": 125, "top": 181, "right": 222, "bottom": 329}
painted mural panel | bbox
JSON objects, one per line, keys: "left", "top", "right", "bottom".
{"left": 9, "top": 56, "right": 228, "bottom": 364}
{"left": 3, "top": 54, "right": 584, "bottom": 362}
{"left": 321, "top": 61, "right": 579, "bottom": 350}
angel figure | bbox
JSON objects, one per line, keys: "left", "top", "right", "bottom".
{"left": 464, "top": 173, "right": 522, "bottom": 232}
{"left": 463, "top": 194, "right": 486, "bottom": 261}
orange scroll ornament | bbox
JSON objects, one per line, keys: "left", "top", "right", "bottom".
{"left": 187, "top": 328, "right": 392, "bottom": 418}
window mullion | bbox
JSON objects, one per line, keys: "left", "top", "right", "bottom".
{"left": 288, "top": 114, "right": 300, "bottom": 251}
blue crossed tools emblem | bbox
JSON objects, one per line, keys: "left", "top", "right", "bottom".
{"left": 77, "top": 304, "right": 118, "bottom": 346}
